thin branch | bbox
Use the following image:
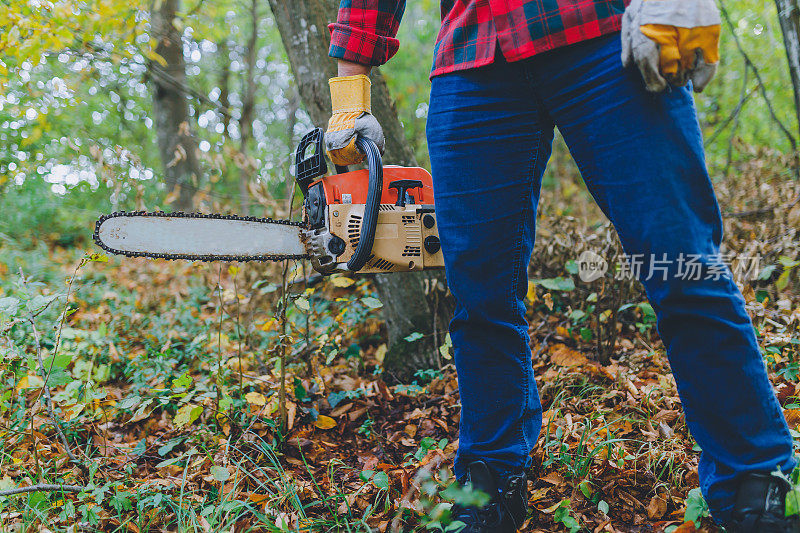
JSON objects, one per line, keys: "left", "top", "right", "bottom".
{"left": 1, "top": 289, "right": 63, "bottom": 333}
{"left": 27, "top": 318, "right": 78, "bottom": 462}
{"left": 216, "top": 264, "right": 224, "bottom": 420}
{"left": 183, "top": 0, "right": 208, "bottom": 18}
{"left": 50, "top": 260, "right": 85, "bottom": 388}
{"left": 72, "top": 41, "right": 234, "bottom": 121}
{"left": 148, "top": 62, "right": 233, "bottom": 120}
{"left": 18, "top": 267, "right": 80, "bottom": 463}
{"left": 278, "top": 201, "right": 297, "bottom": 434}
{"left": 233, "top": 267, "right": 244, "bottom": 399}
{"left": 0, "top": 484, "right": 87, "bottom": 497}
{"left": 390, "top": 454, "right": 445, "bottom": 532}
{"left": 0, "top": 318, "right": 24, "bottom": 333}
{"left": 705, "top": 67, "right": 754, "bottom": 147}
{"left": 725, "top": 61, "right": 751, "bottom": 175}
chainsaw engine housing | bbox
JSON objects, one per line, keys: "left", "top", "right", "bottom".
{"left": 303, "top": 166, "right": 444, "bottom": 274}
{"left": 295, "top": 128, "right": 445, "bottom": 274}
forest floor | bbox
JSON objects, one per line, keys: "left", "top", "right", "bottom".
{"left": 2, "top": 153, "right": 800, "bottom": 532}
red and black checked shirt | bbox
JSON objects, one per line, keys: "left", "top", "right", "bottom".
{"left": 329, "top": 0, "right": 626, "bottom": 78}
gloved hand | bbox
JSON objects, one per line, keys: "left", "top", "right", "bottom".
{"left": 325, "top": 74, "right": 385, "bottom": 166}
{"left": 621, "top": 0, "right": 721, "bottom": 93}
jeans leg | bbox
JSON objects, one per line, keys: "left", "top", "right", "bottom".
{"left": 525, "top": 34, "right": 795, "bottom": 522}
{"left": 427, "top": 60, "right": 555, "bottom": 478}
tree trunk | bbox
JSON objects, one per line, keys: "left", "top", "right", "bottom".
{"left": 776, "top": 0, "right": 800, "bottom": 140}
{"left": 149, "top": 0, "right": 201, "bottom": 212}
{"left": 238, "top": 0, "right": 259, "bottom": 213}
{"left": 285, "top": 89, "right": 301, "bottom": 194}
{"left": 267, "top": 0, "right": 453, "bottom": 381}
{"left": 218, "top": 40, "right": 231, "bottom": 138}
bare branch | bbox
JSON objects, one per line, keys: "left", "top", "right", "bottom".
{"left": 0, "top": 484, "right": 86, "bottom": 497}
{"left": 705, "top": 63, "right": 754, "bottom": 147}
{"left": 27, "top": 317, "right": 79, "bottom": 462}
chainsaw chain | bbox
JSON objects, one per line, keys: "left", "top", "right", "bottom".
{"left": 93, "top": 210, "right": 311, "bottom": 262}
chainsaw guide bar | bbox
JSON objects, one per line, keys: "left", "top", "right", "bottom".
{"left": 93, "top": 211, "right": 310, "bottom": 263}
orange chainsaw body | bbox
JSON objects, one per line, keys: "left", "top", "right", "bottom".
{"left": 296, "top": 129, "right": 444, "bottom": 274}
{"left": 309, "top": 166, "right": 435, "bottom": 206}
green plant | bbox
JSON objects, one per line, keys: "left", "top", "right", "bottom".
{"left": 357, "top": 417, "right": 375, "bottom": 438}
{"left": 553, "top": 499, "right": 582, "bottom": 533}
{"left": 410, "top": 467, "right": 491, "bottom": 532}
{"left": 542, "top": 410, "right": 627, "bottom": 480}
{"left": 414, "top": 368, "right": 445, "bottom": 384}
{"left": 776, "top": 256, "right": 800, "bottom": 291}
{"left": 404, "top": 437, "right": 448, "bottom": 467}
{"left": 683, "top": 488, "right": 710, "bottom": 527}
{"left": 619, "top": 301, "right": 657, "bottom": 335}
{"left": 328, "top": 388, "right": 365, "bottom": 408}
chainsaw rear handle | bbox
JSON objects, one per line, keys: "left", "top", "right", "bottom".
{"left": 347, "top": 136, "right": 383, "bottom": 272}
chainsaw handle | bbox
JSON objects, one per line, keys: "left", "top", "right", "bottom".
{"left": 346, "top": 136, "right": 383, "bottom": 272}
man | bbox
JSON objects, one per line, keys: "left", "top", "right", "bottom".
{"left": 323, "top": 1, "right": 798, "bottom": 531}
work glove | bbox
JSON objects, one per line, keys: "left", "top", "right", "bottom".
{"left": 621, "top": 0, "right": 721, "bottom": 93}
{"left": 325, "top": 74, "right": 385, "bottom": 166}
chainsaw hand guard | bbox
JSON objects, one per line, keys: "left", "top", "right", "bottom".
{"left": 347, "top": 136, "right": 382, "bottom": 272}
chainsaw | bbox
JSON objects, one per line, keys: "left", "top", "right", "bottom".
{"left": 93, "top": 128, "right": 444, "bottom": 274}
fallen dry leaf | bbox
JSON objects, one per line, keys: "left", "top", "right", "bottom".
{"left": 646, "top": 494, "right": 668, "bottom": 519}
{"left": 314, "top": 415, "right": 336, "bottom": 430}
{"left": 245, "top": 391, "right": 266, "bottom": 406}
{"left": 550, "top": 344, "right": 591, "bottom": 367}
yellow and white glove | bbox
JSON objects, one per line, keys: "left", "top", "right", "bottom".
{"left": 621, "top": 0, "right": 721, "bottom": 93}
{"left": 325, "top": 74, "right": 385, "bottom": 166}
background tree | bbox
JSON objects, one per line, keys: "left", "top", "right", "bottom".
{"left": 149, "top": 0, "right": 202, "bottom": 212}
{"left": 237, "top": 0, "right": 259, "bottom": 212}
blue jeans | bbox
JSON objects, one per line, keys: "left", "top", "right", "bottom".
{"left": 426, "top": 34, "right": 794, "bottom": 523}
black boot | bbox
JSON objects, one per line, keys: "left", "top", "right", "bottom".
{"left": 449, "top": 461, "right": 527, "bottom": 532}
{"left": 725, "top": 473, "right": 800, "bottom": 532}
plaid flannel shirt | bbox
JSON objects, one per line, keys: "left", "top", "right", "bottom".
{"left": 329, "top": 0, "right": 626, "bottom": 78}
